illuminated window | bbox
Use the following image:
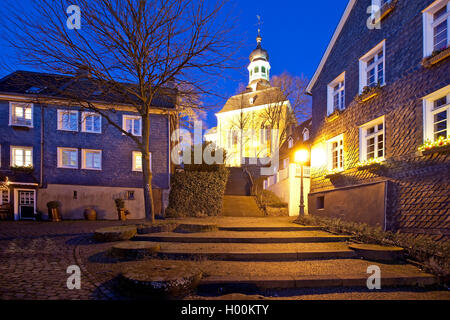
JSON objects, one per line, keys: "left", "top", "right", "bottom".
{"left": 9, "top": 102, "right": 33, "bottom": 127}
{"left": 11, "top": 146, "right": 33, "bottom": 167}
{"left": 82, "top": 149, "right": 102, "bottom": 170}
{"left": 359, "top": 41, "right": 385, "bottom": 93}
{"left": 57, "top": 147, "right": 78, "bottom": 169}
{"left": 57, "top": 110, "right": 78, "bottom": 131}
{"left": 132, "top": 151, "right": 151, "bottom": 172}
{"left": 423, "top": 85, "right": 450, "bottom": 142}
{"left": 423, "top": 1, "right": 449, "bottom": 57}
{"left": 82, "top": 112, "right": 101, "bottom": 133}
{"left": 123, "top": 115, "right": 142, "bottom": 136}
{"left": 327, "top": 135, "right": 344, "bottom": 171}
{"left": 359, "top": 116, "right": 385, "bottom": 162}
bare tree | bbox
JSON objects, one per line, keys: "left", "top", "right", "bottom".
{"left": 228, "top": 91, "right": 252, "bottom": 164}
{"left": 1, "top": 0, "right": 238, "bottom": 222}
{"left": 259, "top": 72, "right": 311, "bottom": 147}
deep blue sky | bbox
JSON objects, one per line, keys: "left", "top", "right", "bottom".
{"left": 0, "top": 0, "right": 349, "bottom": 129}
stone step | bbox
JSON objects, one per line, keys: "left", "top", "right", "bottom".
{"left": 222, "top": 195, "right": 264, "bottom": 217}
{"left": 134, "top": 230, "right": 351, "bottom": 243}
{"left": 219, "top": 226, "right": 322, "bottom": 232}
{"left": 198, "top": 273, "right": 437, "bottom": 291}
{"left": 159, "top": 250, "right": 357, "bottom": 261}
{"left": 149, "top": 241, "right": 356, "bottom": 261}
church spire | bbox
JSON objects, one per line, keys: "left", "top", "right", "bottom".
{"left": 247, "top": 15, "right": 271, "bottom": 90}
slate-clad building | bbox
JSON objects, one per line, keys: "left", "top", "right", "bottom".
{"left": 306, "top": 0, "right": 449, "bottom": 239}
{"left": 0, "top": 70, "right": 178, "bottom": 220}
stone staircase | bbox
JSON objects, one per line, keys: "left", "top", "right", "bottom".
{"left": 131, "top": 218, "right": 438, "bottom": 296}
{"left": 225, "top": 167, "right": 251, "bottom": 196}
{"left": 222, "top": 195, "right": 264, "bottom": 217}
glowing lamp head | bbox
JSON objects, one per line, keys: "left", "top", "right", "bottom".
{"left": 295, "top": 149, "right": 309, "bottom": 164}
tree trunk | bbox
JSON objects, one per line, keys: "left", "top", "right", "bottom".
{"left": 142, "top": 114, "right": 155, "bottom": 223}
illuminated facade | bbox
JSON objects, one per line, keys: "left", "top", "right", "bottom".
{"left": 306, "top": 0, "right": 449, "bottom": 239}
{"left": 215, "top": 32, "right": 291, "bottom": 167}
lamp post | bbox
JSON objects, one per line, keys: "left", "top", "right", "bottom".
{"left": 294, "top": 149, "right": 309, "bottom": 221}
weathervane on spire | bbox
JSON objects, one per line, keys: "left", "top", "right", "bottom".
{"left": 256, "top": 15, "right": 263, "bottom": 46}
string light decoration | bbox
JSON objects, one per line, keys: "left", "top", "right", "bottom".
{"left": 418, "top": 136, "right": 450, "bottom": 152}
{"left": 356, "top": 157, "right": 385, "bottom": 168}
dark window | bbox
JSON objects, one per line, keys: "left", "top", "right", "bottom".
{"left": 317, "top": 196, "right": 325, "bottom": 210}
{"left": 127, "top": 191, "right": 135, "bottom": 200}
{"left": 73, "top": 191, "right": 77, "bottom": 200}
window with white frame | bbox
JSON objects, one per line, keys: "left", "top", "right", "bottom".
{"left": 359, "top": 41, "right": 385, "bottom": 93}
{"left": 123, "top": 115, "right": 142, "bottom": 136}
{"left": 288, "top": 137, "right": 294, "bottom": 148}
{"left": 11, "top": 146, "right": 33, "bottom": 167}
{"left": 132, "top": 151, "right": 152, "bottom": 172}
{"left": 9, "top": 102, "right": 33, "bottom": 127}
{"left": 57, "top": 110, "right": 78, "bottom": 131}
{"left": 82, "top": 149, "right": 102, "bottom": 170}
{"left": 423, "top": 1, "right": 450, "bottom": 57}
{"left": 327, "top": 134, "right": 344, "bottom": 171}
{"left": 303, "top": 128, "right": 310, "bottom": 141}
{"left": 1, "top": 189, "right": 9, "bottom": 205}
{"left": 423, "top": 85, "right": 450, "bottom": 142}
{"left": 57, "top": 147, "right": 78, "bottom": 169}
{"left": 327, "top": 72, "right": 345, "bottom": 115}
{"left": 359, "top": 116, "right": 385, "bottom": 162}
{"left": 82, "top": 112, "right": 101, "bottom": 133}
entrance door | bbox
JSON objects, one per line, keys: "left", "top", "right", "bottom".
{"left": 19, "top": 190, "right": 35, "bottom": 219}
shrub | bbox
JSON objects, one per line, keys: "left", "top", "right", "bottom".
{"left": 166, "top": 166, "right": 229, "bottom": 217}
{"left": 46, "top": 201, "right": 59, "bottom": 209}
{"left": 183, "top": 142, "right": 227, "bottom": 172}
{"left": 258, "top": 190, "right": 287, "bottom": 207}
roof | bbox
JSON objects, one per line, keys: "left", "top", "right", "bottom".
{"left": 279, "top": 118, "right": 312, "bottom": 157}
{"left": 0, "top": 70, "right": 177, "bottom": 109}
{"left": 306, "top": 0, "right": 356, "bottom": 93}
{"left": 217, "top": 86, "right": 288, "bottom": 114}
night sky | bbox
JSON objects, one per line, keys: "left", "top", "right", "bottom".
{"left": 0, "top": 0, "right": 349, "bottom": 129}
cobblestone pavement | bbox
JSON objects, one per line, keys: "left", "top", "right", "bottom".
{"left": 0, "top": 220, "right": 141, "bottom": 300}
{"left": 1, "top": 220, "right": 449, "bottom": 300}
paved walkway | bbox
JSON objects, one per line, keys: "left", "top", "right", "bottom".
{"left": 0, "top": 218, "right": 449, "bottom": 300}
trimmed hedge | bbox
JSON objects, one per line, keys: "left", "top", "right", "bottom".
{"left": 165, "top": 167, "right": 229, "bottom": 217}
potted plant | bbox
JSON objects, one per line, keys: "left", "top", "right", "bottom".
{"left": 115, "top": 198, "right": 127, "bottom": 221}
{"left": 84, "top": 207, "right": 97, "bottom": 221}
{"left": 46, "top": 201, "right": 61, "bottom": 222}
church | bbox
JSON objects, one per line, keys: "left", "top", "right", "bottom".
{"left": 213, "top": 31, "right": 293, "bottom": 167}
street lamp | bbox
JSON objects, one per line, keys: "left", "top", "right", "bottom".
{"left": 294, "top": 149, "right": 309, "bottom": 221}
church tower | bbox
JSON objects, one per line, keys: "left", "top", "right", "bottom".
{"left": 247, "top": 30, "right": 271, "bottom": 92}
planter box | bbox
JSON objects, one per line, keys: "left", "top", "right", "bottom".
{"left": 325, "top": 172, "right": 343, "bottom": 179}
{"left": 422, "top": 47, "right": 450, "bottom": 68}
{"left": 356, "top": 163, "right": 384, "bottom": 171}
{"left": 421, "top": 144, "right": 450, "bottom": 155}
{"left": 326, "top": 109, "right": 342, "bottom": 123}
{"left": 356, "top": 87, "right": 381, "bottom": 103}
{"left": 372, "top": 0, "right": 397, "bottom": 24}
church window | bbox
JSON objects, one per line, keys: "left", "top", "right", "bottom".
{"left": 254, "top": 66, "right": 259, "bottom": 73}
{"left": 261, "top": 67, "right": 266, "bottom": 74}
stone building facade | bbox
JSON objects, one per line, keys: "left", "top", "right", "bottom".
{"left": 306, "top": 0, "right": 449, "bottom": 239}
{"left": 0, "top": 71, "right": 177, "bottom": 220}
